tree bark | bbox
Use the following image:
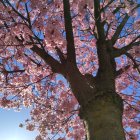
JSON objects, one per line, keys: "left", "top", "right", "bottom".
{"left": 80, "top": 91, "right": 125, "bottom": 140}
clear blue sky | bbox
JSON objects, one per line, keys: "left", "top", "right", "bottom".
{"left": 0, "top": 108, "right": 38, "bottom": 140}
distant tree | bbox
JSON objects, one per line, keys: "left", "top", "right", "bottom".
{"left": 0, "top": 0, "right": 140, "bottom": 140}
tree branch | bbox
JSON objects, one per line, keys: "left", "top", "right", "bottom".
{"left": 124, "top": 100, "right": 140, "bottom": 113}
{"left": 24, "top": 53, "right": 42, "bottom": 67}
{"left": 25, "top": 3, "right": 31, "bottom": 28}
{"left": 94, "top": 0, "right": 105, "bottom": 40}
{"left": 31, "top": 45, "right": 65, "bottom": 75}
{"left": 115, "top": 65, "right": 130, "bottom": 77}
{"left": 3, "top": 0, "right": 28, "bottom": 22}
{"left": 63, "top": 0, "right": 76, "bottom": 65}
{"left": 100, "top": 0, "right": 114, "bottom": 12}
{"left": 111, "top": 14, "right": 129, "bottom": 45}
{"left": 55, "top": 46, "right": 66, "bottom": 64}
{"left": 113, "top": 35, "right": 140, "bottom": 57}
{"left": 13, "top": 22, "right": 66, "bottom": 76}
{"left": 125, "top": 53, "right": 140, "bottom": 74}
{"left": 1, "top": 69, "right": 25, "bottom": 74}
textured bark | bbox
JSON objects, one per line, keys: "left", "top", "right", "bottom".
{"left": 80, "top": 91, "right": 125, "bottom": 140}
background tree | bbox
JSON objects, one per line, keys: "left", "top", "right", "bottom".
{"left": 0, "top": 0, "right": 140, "bottom": 140}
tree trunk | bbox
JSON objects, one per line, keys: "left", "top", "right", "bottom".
{"left": 80, "top": 91, "right": 125, "bottom": 140}
{"left": 66, "top": 53, "right": 126, "bottom": 140}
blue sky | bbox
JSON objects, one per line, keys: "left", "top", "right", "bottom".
{"left": 0, "top": 108, "right": 38, "bottom": 140}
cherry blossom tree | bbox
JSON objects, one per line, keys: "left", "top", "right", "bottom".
{"left": 0, "top": 0, "right": 140, "bottom": 140}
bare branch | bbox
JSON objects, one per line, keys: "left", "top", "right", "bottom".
{"left": 100, "top": 0, "right": 115, "bottom": 13}
{"left": 125, "top": 53, "right": 140, "bottom": 74}
{"left": 115, "top": 65, "right": 130, "bottom": 77}
{"left": 1, "top": 69, "right": 25, "bottom": 74}
{"left": 94, "top": 0, "right": 105, "bottom": 40}
{"left": 25, "top": 3, "right": 31, "bottom": 28}
{"left": 111, "top": 14, "right": 129, "bottom": 45}
{"left": 124, "top": 100, "right": 140, "bottom": 113}
{"left": 63, "top": 0, "right": 76, "bottom": 65}
{"left": 3, "top": 0, "right": 28, "bottom": 22}
{"left": 113, "top": 35, "right": 140, "bottom": 57}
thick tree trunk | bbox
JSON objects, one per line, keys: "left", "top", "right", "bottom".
{"left": 66, "top": 47, "right": 126, "bottom": 139}
{"left": 80, "top": 91, "right": 125, "bottom": 140}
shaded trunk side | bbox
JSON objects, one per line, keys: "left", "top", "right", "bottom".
{"left": 80, "top": 91, "right": 125, "bottom": 140}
